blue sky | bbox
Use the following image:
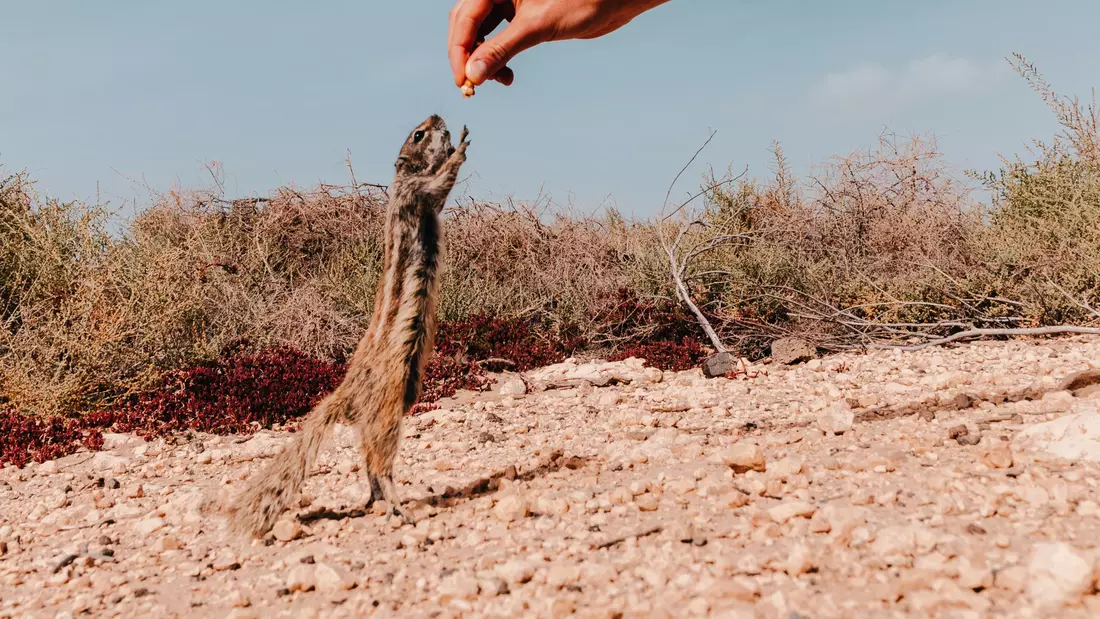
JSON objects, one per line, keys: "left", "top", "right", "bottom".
{"left": 2, "top": 1, "right": 1097, "bottom": 218}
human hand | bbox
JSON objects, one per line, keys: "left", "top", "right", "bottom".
{"left": 447, "top": 0, "right": 670, "bottom": 90}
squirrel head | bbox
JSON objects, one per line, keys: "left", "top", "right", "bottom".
{"left": 395, "top": 115, "right": 455, "bottom": 177}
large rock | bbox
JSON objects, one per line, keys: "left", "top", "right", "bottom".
{"left": 1025, "top": 542, "right": 1094, "bottom": 608}
{"left": 771, "top": 337, "right": 816, "bottom": 365}
{"left": 493, "top": 372, "right": 527, "bottom": 397}
{"left": 1060, "top": 369, "right": 1100, "bottom": 395}
{"left": 702, "top": 352, "right": 736, "bottom": 378}
{"left": 524, "top": 357, "right": 649, "bottom": 390}
{"left": 1013, "top": 409, "right": 1100, "bottom": 462}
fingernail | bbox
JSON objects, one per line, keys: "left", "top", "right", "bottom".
{"left": 466, "top": 59, "right": 490, "bottom": 84}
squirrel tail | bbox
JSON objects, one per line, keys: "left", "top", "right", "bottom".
{"left": 225, "top": 393, "right": 343, "bottom": 538}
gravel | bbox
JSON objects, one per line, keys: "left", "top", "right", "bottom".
{"left": 2, "top": 336, "right": 1100, "bottom": 617}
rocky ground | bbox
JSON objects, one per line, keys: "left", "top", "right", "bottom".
{"left": 3, "top": 336, "right": 1100, "bottom": 618}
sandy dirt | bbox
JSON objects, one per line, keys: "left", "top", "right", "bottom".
{"left": 3, "top": 336, "right": 1100, "bottom": 618}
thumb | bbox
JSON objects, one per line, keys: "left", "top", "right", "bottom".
{"left": 465, "top": 18, "right": 545, "bottom": 85}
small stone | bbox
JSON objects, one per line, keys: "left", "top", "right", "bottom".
{"left": 769, "top": 457, "right": 804, "bottom": 480}
{"left": 635, "top": 493, "right": 660, "bottom": 512}
{"left": 134, "top": 518, "right": 166, "bottom": 536}
{"left": 598, "top": 393, "right": 622, "bottom": 407}
{"left": 956, "top": 554, "right": 993, "bottom": 590}
{"left": 767, "top": 501, "right": 817, "bottom": 524}
{"left": 771, "top": 337, "right": 816, "bottom": 365}
{"left": 153, "top": 535, "right": 183, "bottom": 552}
{"left": 497, "top": 375, "right": 527, "bottom": 397}
{"left": 870, "top": 526, "right": 919, "bottom": 566}
{"left": 369, "top": 500, "right": 391, "bottom": 517}
{"left": 272, "top": 519, "right": 302, "bottom": 542}
{"left": 994, "top": 565, "right": 1027, "bottom": 593}
{"left": 227, "top": 590, "right": 252, "bottom": 608}
{"left": 808, "top": 510, "right": 831, "bottom": 534}
{"left": 212, "top": 551, "right": 240, "bottom": 571}
{"left": 438, "top": 572, "right": 480, "bottom": 601}
{"left": 287, "top": 565, "right": 316, "bottom": 592}
{"left": 546, "top": 564, "right": 579, "bottom": 589}
{"left": 949, "top": 393, "right": 973, "bottom": 410}
{"left": 37, "top": 461, "right": 59, "bottom": 475}
{"left": 550, "top": 599, "right": 577, "bottom": 618}
{"left": 315, "top": 562, "right": 355, "bottom": 592}
{"left": 949, "top": 424, "right": 982, "bottom": 446}
{"left": 610, "top": 486, "right": 633, "bottom": 505}
{"left": 784, "top": 543, "right": 814, "bottom": 576}
{"left": 493, "top": 493, "right": 530, "bottom": 523}
{"left": 666, "top": 477, "right": 696, "bottom": 495}
{"left": 981, "top": 443, "right": 1014, "bottom": 469}
{"left": 643, "top": 367, "right": 664, "bottom": 384}
{"left": 719, "top": 444, "right": 767, "bottom": 474}
{"left": 1025, "top": 542, "right": 1093, "bottom": 608}
{"left": 818, "top": 402, "right": 854, "bottom": 435}
{"left": 496, "top": 560, "right": 535, "bottom": 584}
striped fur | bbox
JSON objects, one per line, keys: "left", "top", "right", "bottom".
{"left": 226, "top": 116, "right": 469, "bottom": 538}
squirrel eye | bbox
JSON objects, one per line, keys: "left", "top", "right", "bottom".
{"left": 413, "top": 130, "right": 425, "bottom": 143}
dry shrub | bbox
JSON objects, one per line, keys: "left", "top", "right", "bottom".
{"left": 969, "top": 54, "right": 1100, "bottom": 326}
{"left": 679, "top": 55, "right": 1099, "bottom": 351}
{"left": 670, "top": 134, "right": 983, "bottom": 353}
{"left": 1, "top": 174, "right": 651, "bottom": 417}
{"left": 439, "top": 200, "right": 646, "bottom": 335}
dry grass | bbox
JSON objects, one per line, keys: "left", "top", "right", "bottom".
{"left": 2, "top": 54, "right": 1098, "bottom": 419}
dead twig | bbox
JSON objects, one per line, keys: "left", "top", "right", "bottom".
{"left": 1047, "top": 278, "right": 1100, "bottom": 320}
{"left": 870, "top": 326, "right": 1100, "bottom": 352}
{"left": 52, "top": 543, "right": 115, "bottom": 573}
{"left": 594, "top": 525, "right": 663, "bottom": 550}
{"left": 474, "top": 358, "right": 516, "bottom": 368}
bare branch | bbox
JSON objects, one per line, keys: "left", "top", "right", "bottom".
{"left": 661, "top": 129, "right": 717, "bottom": 218}
{"left": 1047, "top": 278, "right": 1100, "bottom": 320}
{"left": 870, "top": 326, "right": 1100, "bottom": 352}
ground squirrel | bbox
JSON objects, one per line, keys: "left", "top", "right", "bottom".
{"left": 226, "top": 115, "right": 470, "bottom": 538}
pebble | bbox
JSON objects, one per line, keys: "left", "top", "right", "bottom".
{"left": 496, "top": 560, "right": 536, "bottom": 585}
{"left": 981, "top": 443, "right": 1014, "bottom": 469}
{"left": 818, "top": 402, "right": 854, "bottom": 435}
{"left": 767, "top": 501, "right": 817, "bottom": 524}
{"left": 287, "top": 565, "right": 316, "bottom": 592}
{"left": 493, "top": 493, "right": 530, "bottom": 523}
{"left": 784, "top": 543, "right": 815, "bottom": 576}
{"left": 719, "top": 443, "right": 767, "bottom": 474}
{"left": 955, "top": 554, "right": 993, "bottom": 590}
{"left": 438, "top": 572, "right": 480, "bottom": 601}
{"left": 212, "top": 551, "right": 240, "bottom": 571}
{"left": 272, "top": 520, "right": 302, "bottom": 542}
{"left": 634, "top": 493, "right": 660, "bottom": 512}
{"left": 314, "top": 562, "right": 355, "bottom": 592}
{"left": 134, "top": 517, "right": 166, "bottom": 536}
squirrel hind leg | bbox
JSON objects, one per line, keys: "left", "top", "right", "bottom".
{"left": 380, "top": 475, "right": 415, "bottom": 525}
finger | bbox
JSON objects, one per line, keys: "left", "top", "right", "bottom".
{"left": 476, "top": 2, "right": 514, "bottom": 39}
{"left": 447, "top": 0, "right": 498, "bottom": 87}
{"left": 465, "top": 17, "right": 546, "bottom": 85}
{"left": 492, "top": 65, "right": 514, "bottom": 86}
